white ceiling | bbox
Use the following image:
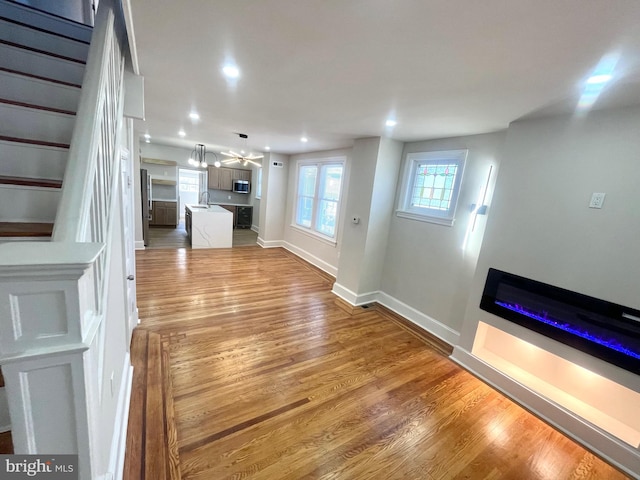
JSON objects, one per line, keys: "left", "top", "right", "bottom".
{"left": 128, "top": 0, "right": 640, "bottom": 156}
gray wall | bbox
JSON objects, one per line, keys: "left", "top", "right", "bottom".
{"left": 259, "top": 152, "right": 289, "bottom": 243}
{"left": 380, "top": 131, "right": 506, "bottom": 333}
{"left": 460, "top": 106, "right": 640, "bottom": 354}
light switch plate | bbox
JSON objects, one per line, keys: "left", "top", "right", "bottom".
{"left": 589, "top": 192, "right": 606, "bottom": 209}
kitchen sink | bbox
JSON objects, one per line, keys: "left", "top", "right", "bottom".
{"left": 190, "top": 205, "right": 209, "bottom": 209}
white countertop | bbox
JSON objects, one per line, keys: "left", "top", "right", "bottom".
{"left": 186, "top": 204, "right": 233, "bottom": 214}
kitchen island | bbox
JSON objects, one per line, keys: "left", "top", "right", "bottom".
{"left": 185, "top": 204, "right": 233, "bottom": 249}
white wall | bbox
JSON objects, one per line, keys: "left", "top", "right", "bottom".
{"left": 380, "top": 132, "right": 505, "bottom": 334}
{"left": 283, "top": 148, "right": 351, "bottom": 275}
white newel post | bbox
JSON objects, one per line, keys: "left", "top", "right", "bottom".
{"left": 0, "top": 242, "right": 104, "bottom": 478}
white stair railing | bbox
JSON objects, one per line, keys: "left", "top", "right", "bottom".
{"left": 0, "top": 0, "right": 131, "bottom": 478}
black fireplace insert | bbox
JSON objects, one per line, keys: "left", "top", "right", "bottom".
{"left": 480, "top": 268, "right": 640, "bottom": 375}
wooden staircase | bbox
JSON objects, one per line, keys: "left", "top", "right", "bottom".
{"left": 0, "top": 0, "right": 91, "bottom": 240}
{"left": 0, "top": 0, "right": 93, "bottom": 456}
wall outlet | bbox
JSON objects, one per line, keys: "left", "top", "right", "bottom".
{"left": 589, "top": 192, "right": 606, "bottom": 209}
{"left": 227, "top": 195, "right": 231, "bottom": 200}
{"left": 351, "top": 216, "right": 360, "bottom": 224}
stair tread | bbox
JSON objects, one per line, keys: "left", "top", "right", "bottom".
{"left": 0, "top": 222, "right": 53, "bottom": 237}
{"left": 0, "top": 97, "right": 76, "bottom": 116}
{"left": 0, "top": 38, "right": 86, "bottom": 65}
{"left": 0, "top": 175, "right": 62, "bottom": 188}
{"left": 0, "top": 66, "right": 81, "bottom": 88}
{"left": 0, "top": 135, "right": 69, "bottom": 149}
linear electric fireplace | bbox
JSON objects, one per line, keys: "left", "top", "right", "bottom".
{"left": 480, "top": 268, "right": 640, "bottom": 375}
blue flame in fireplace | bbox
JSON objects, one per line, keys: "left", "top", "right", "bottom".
{"left": 495, "top": 301, "right": 640, "bottom": 360}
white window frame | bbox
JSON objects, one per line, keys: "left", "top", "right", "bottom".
{"left": 255, "top": 167, "right": 262, "bottom": 199}
{"left": 396, "top": 149, "right": 467, "bottom": 226}
{"left": 292, "top": 157, "right": 345, "bottom": 244}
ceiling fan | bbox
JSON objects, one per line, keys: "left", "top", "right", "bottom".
{"left": 220, "top": 150, "right": 263, "bottom": 167}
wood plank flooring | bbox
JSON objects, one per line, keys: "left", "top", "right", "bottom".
{"left": 125, "top": 247, "right": 630, "bottom": 480}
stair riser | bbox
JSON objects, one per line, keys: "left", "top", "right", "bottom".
{"left": 0, "top": 140, "right": 67, "bottom": 180}
{"left": 0, "top": 104, "right": 75, "bottom": 144}
{"left": 0, "top": 19, "right": 89, "bottom": 61}
{"left": 0, "top": 185, "right": 59, "bottom": 222}
{"left": 0, "top": 70, "right": 80, "bottom": 111}
{"left": 0, "top": 1, "right": 92, "bottom": 43}
{"left": 0, "top": 43, "right": 85, "bottom": 84}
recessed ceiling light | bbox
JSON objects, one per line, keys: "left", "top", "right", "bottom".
{"left": 586, "top": 74, "right": 613, "bottom": 85}
{"left": 222, "top": 65, "right": 240, "bottom": 79}
{"left": 265, "top": 146, "right": 271, "bottom": 151}
{"left": 385, "top": 119, "right": 397, "bottom": 127}
{"left": 145, "top": 139, "right": 150, "bottom": 143}
{"left": 143, "top": 133, "right": 150, "bottom": 140}
{"left": 178, "top": 129, "right": 186, "bottom": 137}
{"left": 301, "top": 137, "right": 308, "bottom": 143}
{"left": 189, "top": 112, "right": 200, "bottom": 121}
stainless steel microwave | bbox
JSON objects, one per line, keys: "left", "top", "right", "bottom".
{"left": 232, "top": 179, "right": 250, "bottom": 193}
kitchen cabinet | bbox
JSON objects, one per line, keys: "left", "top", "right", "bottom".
{"left": 212, "top": 204, "right": 253, "bottom": 229}
{"left": 234, "top": 169, "right": 252, "bottom": 182}
{"left": 150, "top": 200, "right": 178, "bottom": 227}
{"left": 219, "top": 204, "right": 236, "bottom": 227}
{"left": 208, "top": 167, "right": 252, "bottom": 190}
{"left": 185, "top": 207, "right": 192, "bottom": 237}
{"left": 208, "top": 167, "right": 233, "bottom": 190}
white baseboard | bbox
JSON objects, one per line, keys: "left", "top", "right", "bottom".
{"left": 331, "top": 283, "right": 377, "bottom": 306}
{"left": 450, "top": 347, "right": 640, "bottom": 479}
{"left": 257, "top": 237, "right": 282, "bottom": 248}
{"left": 281, "top": 241, "right": 337, "bottom": 277}
{"left": 376, "top": 292, "right": 460, "bottom": 346}
{"left": 134, "top": 241, "right": 145, "bottom": 250}
{"left": 106, "top": 356, "right": 134, "bottom": 480}
{"left": 251, "top": 225, "right": 259, "bottom": 233}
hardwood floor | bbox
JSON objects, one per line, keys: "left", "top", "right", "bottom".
{"left": 125, "top": 247, "right": 629, "bottom": 480}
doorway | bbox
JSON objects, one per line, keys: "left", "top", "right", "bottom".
{"left": 178, "top": 168, "right": 206, "bottom": 219}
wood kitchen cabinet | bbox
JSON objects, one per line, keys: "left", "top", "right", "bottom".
{"left": 234, "top": 169, "right": 252, "bottom": 182}
{"left": 150, "top": 201, "right": 178, "bottom": 227}
{"left": 208, "top": 167, "right": 233, "bottom": 190}
{"left": 207, "top": 167, "right": 252, "bottom": 190}
{"left": 219, "top": 204, "right": 236, "bottom": 227}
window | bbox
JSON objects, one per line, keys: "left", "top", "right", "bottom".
{"left": 397, "top": 149, "right": 467, "bottom": 226}
{"left": 295, "top": 158, "right": 344, "bottom": 240}
{"left": 255, "top": 168, "right": 262, "bottom": 199}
